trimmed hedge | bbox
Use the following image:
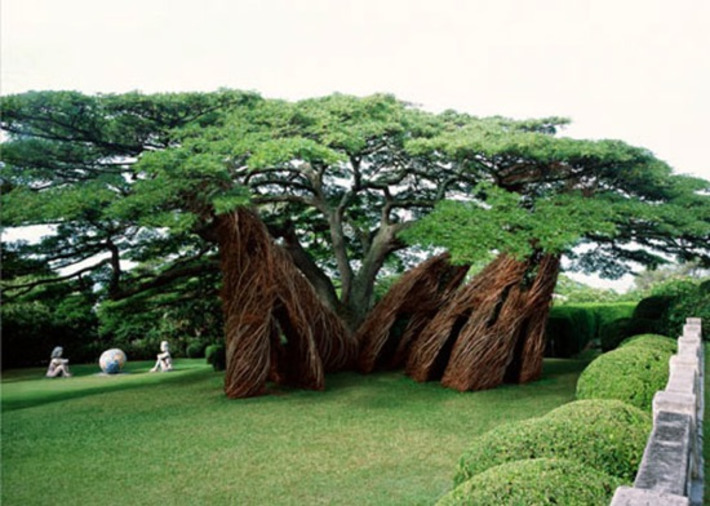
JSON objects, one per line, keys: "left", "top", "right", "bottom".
{"left": 632, "top": 295, "right": 674, "bottom": 320}
{"left": 619, "top": 333, "right": 677, "bottom": 354}
{"left": 454, "top": 399, "right": 650, "bottom": 486}
{"left": 205, "top": 343, "right": 226, "bottom": 371}
{"left": 439, "top": 458, "right": 622, "bottom": 506}
{"left": 546, "top": 303, "right": 636, "bottom": 358}
{"left": 576, "top": 344, "right": 672, "bottom": 411}
{"left": 186, "top": 340, "right": 208, "bottom": 358}
{"left": 600, "top": 317, "right": 663, "bottom": 352}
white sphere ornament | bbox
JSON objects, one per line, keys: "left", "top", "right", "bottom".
{"left": 99, "top": 348, "right": 127, "bottom": 374}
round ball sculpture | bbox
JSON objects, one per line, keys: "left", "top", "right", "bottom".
{"left": 99, "top": 348, "right": 127, "bottom": 374}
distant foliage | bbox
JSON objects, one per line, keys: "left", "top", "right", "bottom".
{"left": 601, "top": 278, "right": 709, "bottom": 348}
{"left": 439, "top": 458, "right": 621, "bottom": 506}
{"left": 553, "top": 274, "right": 629, "bottom": 304}
{"left": 1, "top": 283, "right": 99, "bottom": 367}
{"left": 661, "top": 280, "right": 710, "bottom": 340}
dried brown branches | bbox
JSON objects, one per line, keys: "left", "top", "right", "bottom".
{"left": 218, "top": 207, "right": 560, "bottom": 398}
{"left": 404, "top": 253, "right": 560, "bottom": 392}
{"left": 356, "top": 253, "right": 469, "bottom": 373}
{"left": 218, "top": 208, "right": 357, "bottom": 398}
{"left": 217, "top": 208, "right": 276, "bottom": 398}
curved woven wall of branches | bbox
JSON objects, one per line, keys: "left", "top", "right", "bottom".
{"left": 218, "top": 208, "right": 559, "bottom": 397}
{"left": 218, "top": 208, "right": 358, "bottom": 398}
{"left": 356, "top": 253, "right": 469, "bottom": 373}
{"left": 441, "top": 253, "right": 560, "bottom": 391}
{"left": 405, "top": 253, "right": 559, "bottom": 391}
{"left": 217, "top": 208, "right": 276, "bottom": 398}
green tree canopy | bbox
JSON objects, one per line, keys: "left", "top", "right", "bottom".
{"left": 3, "top": 90, "right": 709, "bottom": 333}
{"left": 403, "top": 118, "right": 710, "bottom": 277}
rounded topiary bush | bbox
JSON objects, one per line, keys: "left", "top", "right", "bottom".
{"left": 576, "top": 345, "right": 672, "bottom": 411}
{"left": 632, "top": 295, "right": 673, "bottom": 320}
{"left": 186, "top": 340, "right": 208, "bottom": 359}
{"left": 439, "top": 458, "right": 622, "bottom": 506}
{"left": 454, "top": 399, "right": 650, "bottom": 486}
{"left": 205, "top": 343, "right": 226, "bottom": 371}
{"left": 619, "top": 333, "right": 676, "bottom": 354}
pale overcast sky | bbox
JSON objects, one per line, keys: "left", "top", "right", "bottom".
{"left": 2, "top": 0, "right": 709, "bottom": 289}
{"left": 2, "top": 0, "right": 709, "bottom": 180}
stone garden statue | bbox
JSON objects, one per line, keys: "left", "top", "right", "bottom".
{"left": 46, "top": 346, "right": 72, "bottom": 377}
{"left": 150, "top": 341, "right": 173, "bottom": 372}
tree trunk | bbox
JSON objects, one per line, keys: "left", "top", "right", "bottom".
{"left": 345, "top": 223, "right": 406, "bottom": 330}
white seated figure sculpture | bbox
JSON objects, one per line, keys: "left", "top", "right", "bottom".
{"left": 46, "top": 346, "right": 72, "bottom": 377}
{"left": 150, "top": 341, "right": 173, "bottom": 372}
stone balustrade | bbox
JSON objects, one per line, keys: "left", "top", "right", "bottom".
{"left": 611, "top": 318, "right": 704, "bottom": 506}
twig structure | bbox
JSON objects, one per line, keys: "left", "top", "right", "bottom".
{"left": 217, "top": 208, "right": 276, "bottom": 398}
{"left": 218, "top": 208, "right": 357, "bottom": 398}
{"left": 218, "top": 208, "right": 559, "bottom": 397}
{"left": 405, "top": 253, "right": 559, "bottom": 391}
{"left": 356, "top": 253, "right": 469, "bottom": 373}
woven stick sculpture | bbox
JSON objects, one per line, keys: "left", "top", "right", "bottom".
{"left": 279, "top": 249, "right": 357, "bottom": 373}
{"left": 355, "top": 253, "right": 469, "bottom": 373}
{"left": 390, "top": 262, "right": 470, "bottom": 369}
{"left": 439, "top": 255, "right": 532, "bottom": 391}
{"left": 219, "top": 208, "right": 357, "bottom": 398}
{"left": 510, "top": 254, "right": 560, "bottom": 384}
{"left": 217, "top": 208, "right": 276, "bottom": 399}
{"left": 270, "top": 246, "right": 326, "bottom": 391}
{"left": 405, "top": 254, "right": 516, "bottom": 382}
{"left": 270, "top": 245, "right": 357, "bottom": 385}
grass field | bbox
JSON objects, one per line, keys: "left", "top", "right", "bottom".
{"left": 2, "top": 358, "right": 588, "bottom": 505}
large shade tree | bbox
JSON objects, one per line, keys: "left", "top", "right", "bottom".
{"left": 3, "top": 90, "right": 709, "bottom": 396}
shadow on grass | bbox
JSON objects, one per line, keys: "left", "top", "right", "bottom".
{"left": 2, "top": 357, "right": 590, "bottom": 413}
{"left": 1, "top": 360, "right": 217, "bottom": 412}
{"left": 266, "top": 358, "right": 590, "bottom": 410}
{"left": 540, "top": 358, "right": 591, "bottom": 377}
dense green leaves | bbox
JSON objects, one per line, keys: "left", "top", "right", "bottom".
{"left": 2, "top": 89, "right": 709, "bottom": 338}
{"left": 403, "top": 185, "right": 617, "bottom": 264}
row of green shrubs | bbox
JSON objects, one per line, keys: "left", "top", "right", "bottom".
{"left": 577, "top": 334, "right": 676, "bottom": 411}
{"left": 544, "top": 302, "right": 636, "bottom": 358}
{"left": 438, "top": 399, "right": 649, "bottom": 505}
{"left": 440, "top": 333, "right": 676, "bottom": 504}
{"left": 602, "top": 280, "right": 710, "bottom": 350}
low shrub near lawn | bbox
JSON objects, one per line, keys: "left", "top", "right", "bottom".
{"left": 439, "top": 458, "right": 622, "bottom": 506}
{"left": 205, "top": 343, "right": 226, "bottom": 371}
{"left": 600, "top": 317, "right": 662, "bottom": 351}
{"left": 576, "top": 345, "right": 672, "bottom": 411}
{"left": 546, "top": 302, "right": 637, "bottom": 357}
{"left": 619, "top": 333, "right": 677, "bottom": 354}
{"left": 454, "top": 399, "right": 650, "bottom": 486}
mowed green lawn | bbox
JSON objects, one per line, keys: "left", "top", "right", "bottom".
{"left": 2, "top": 358, "right": 586, "bottom": 505}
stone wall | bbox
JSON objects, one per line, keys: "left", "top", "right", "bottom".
{"left": 611, "top": 318, "right": 704, "bottom": 506}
